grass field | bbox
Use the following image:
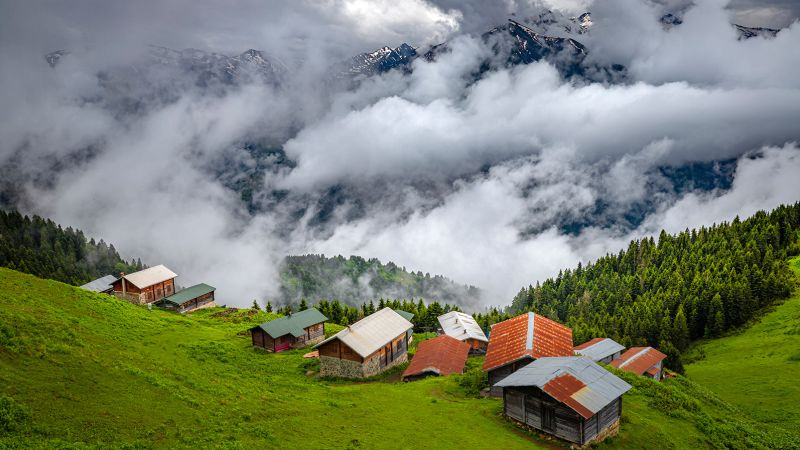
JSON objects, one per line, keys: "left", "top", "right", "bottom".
{"left": 685, "top": 255, "right": 800, "bottom": 433}
{"left": 1, "top": 267, "right": 798, "bottom": 448}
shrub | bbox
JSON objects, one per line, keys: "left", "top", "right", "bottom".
{"left": 0, "top": 395, "right": 31, "bottom": 433}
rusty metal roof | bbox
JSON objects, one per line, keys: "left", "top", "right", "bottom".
{"left": 313, "top": 308, "right": 413, "bottom": 358}
{"left": 482, "top": 312, "right": 573, "bottom": 372}
{"left": 610, "top": 347, "right": 667, "bottom": 376}
{"left": 573, "top": 338, "right": 625, "bottom": 362}
{"left": 494, "top": 356, "right": 631, "bottom": 419}
{"left": 438, "top": 311, "right": 488, "bottom": 343}
{"left": 402, "top": 335, "right": 470, "bottom": 380}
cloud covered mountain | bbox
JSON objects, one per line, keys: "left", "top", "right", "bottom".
{"left": 2, "top": 0, "right": 800, "bottom": 310}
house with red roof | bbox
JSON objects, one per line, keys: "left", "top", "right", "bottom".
{"left": 482, "top": 312, "right": 574, "bottom": 395}
{"left": 610, "top": 347, "right": 667, "bottom": 380}
{"left": 402, "top": 335, "right": 470, "bottom": 381}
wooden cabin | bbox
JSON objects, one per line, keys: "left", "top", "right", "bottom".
{"left": 402, "top": 335, "right": 470, "bottom": 381}
{"left": 495, "top": 356, "right": 631, "bottom": 446}
{"left": 437, "top": 311, "right": 488, "bottom": 354}
{"left": 483, "top": 312, "right": 573, "bottom": 396}
{"left": 250, "top": 308, "right": 328, "bottom": 352}
{"left": 154, "top": 283, "right": 216, "bottom": 313}
{"left": 314, "top": 308, "right": 413, "bottom": 378}
{"left": 111, "top": 265, "right": 177, "bottom": 305}
{"left": 610, "top": 347, "right": 667, "bottom": 380}
{"left": 79, "top": 275, "right": 116, "bottom": 295}
{"left": 573, "top": 338, "right": 625, "bottom": 364}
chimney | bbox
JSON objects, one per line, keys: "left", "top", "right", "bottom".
{"left": 120, "top": 272, "right": 126, "bottom": 296}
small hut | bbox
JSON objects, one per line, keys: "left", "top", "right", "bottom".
{"left": 402, "top": 335, "right": 470, "bottom": 381}
{"left": 573, "top": 338, "right": 625, "bottom": 364}
{"left": 314, "top": 308, "right": 413, "bottom": 378}
{"left": 610, "top": 347, "right": 667, "bottom": 380}
{"left": 495, "top": 356, "right": 631, "bottom": 446}
{"left": 111, "top": 265, "right": 177, "bottom": 304}
{"left": 437, "top": 311, "right": 488, "bottom": 354}
{"left": 483, "top": 312, "right": 574, "bottom": 396}
{"left": 79, "top": 275, "right": 116, "bottom": 294}
{"left": 250, "top": 308, "right": 328, "bottom": 352}
{"left": 154, "top": 283, "right": 216, "bottom": 313}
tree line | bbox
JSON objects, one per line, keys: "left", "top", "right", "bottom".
{"left": 509, "top": 203, "right": 800, "bottom": 372}
{"left": 0, "top": 210, "right": 142, "bottom": 285}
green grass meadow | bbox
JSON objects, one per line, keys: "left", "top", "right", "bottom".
{"left": 2, "top": 266, "right": 799, "bottom": 448}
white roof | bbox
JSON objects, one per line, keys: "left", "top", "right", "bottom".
{"left": 438, "top": 311, "right": 488, "bottom": 343}
{"left": 314, "top": 308, "right": 413, "bottom": 358}
{"left": 574, "top": 338, "right": 625, "bottom": 362}
{"left": 123, "top": 264, "right": 177, "bottom": 288}
{"left": 80, "top": 275, "right": 117, "bottom": 292}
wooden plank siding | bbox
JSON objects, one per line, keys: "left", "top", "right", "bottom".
{"left": 488, "top": 358, "right": 533, "bottom": 396}
{"left": 253, "top": 323, "right": 325, "bottom": 353}
{"left": 112, "top": 278, "right": 175, "bottom": 304}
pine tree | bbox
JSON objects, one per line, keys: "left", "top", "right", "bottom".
{"left": 251, "top": 299, "right": 261, "bottom": 311}
{"left": 672, "top": 305, "right": 689, "bottom": 351}
{"left": 266, "top": 301, "right": 273, "bottom": 313}
{"left": 299, "top": 298, "right": 308, "bottom": 311}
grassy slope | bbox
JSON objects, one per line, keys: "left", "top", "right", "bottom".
{"left": 1, "top": 267, "right": 797, "bottom": 449}
{"left": 685, "top": 255, "right": 800, "bottom": 432}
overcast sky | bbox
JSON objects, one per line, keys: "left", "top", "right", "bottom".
{"left": 1, "top": 1, "right": 799, "bottom": 309}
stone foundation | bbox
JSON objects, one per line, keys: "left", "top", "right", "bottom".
{"left": 319, "top": 352, "right": 408, "bottom": 379}
{"left": 585, "top": 418, "right": 619, "bottom": 446}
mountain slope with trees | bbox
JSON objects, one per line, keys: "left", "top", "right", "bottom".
{"left": 509, "top": 203, "right": 800, "bottom": 371}
{"left": 0, "top": 210, "right": 141, "bottom": 285}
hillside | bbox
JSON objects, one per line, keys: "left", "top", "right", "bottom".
{"left": 2, "top": 268, "right": 799, "bottom": 448}
{"left": 279, "top": 254, "right": 482, "bottom": 309}
{"left": 684, "top": 255, "right": 800, "bottom": 433}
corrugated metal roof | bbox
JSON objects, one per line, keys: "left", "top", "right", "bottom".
{"left": 402, "top": 335, "right": 470, "bottom": 379}
{"left": 494, "top": 356, "right": 631, "bottom": 419}
{"left": 573, "top": 338, "right": 625, "bottom": 362}
{"left": 483, "top": 313, "right": 573, "bottom": 372}
{"left": 254, "top": 308, "right": 328, "bottom": 339}
{"left": 438, "top": 311, "right": 488, "bottom": 343}
{"left": 158, "top": 283, "right": 215, "bottom": 306}
{"left": 122, "top": 265, "right": 177, "bottom": 289}
{"left": 79, "top": 275, "right": 117, "bottom": 292}
{"left": 313, "top": 308, "right": 413, "bottom": 358}
{"left": 610, "top": 347, "right": 667, "bottom": 376}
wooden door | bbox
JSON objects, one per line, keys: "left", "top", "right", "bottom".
{"left": 542, "top": 404, "right": 555, "bottom": 432}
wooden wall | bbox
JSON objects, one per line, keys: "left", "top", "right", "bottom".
{"left": 318, "top": 339, "right": 363, "bottom": 362}
{"left": 488, "top": 357, "right": 533, "bottom": 396}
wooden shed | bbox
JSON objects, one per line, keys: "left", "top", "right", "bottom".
{"left": 250, "top": 308, "right": 328, "bottom": 352}
{"left": 573, "top": 338, "right": 625, "bottom": 364}
{"left": 79, "top": 275, "right": 116, "bottom": 295}
{"left": 402, "top": 335, "right": 470, "bottom": 381}
{"left": 483, "top": 312, "right": 574, "bottom": 396}
{"left": 610, "top": 347, "right": 667, "bottom": 380}
{"left": 154, "top": 283, "right": 216, "bottom": 313}
{"left": 495, "top": 356, "right": 631, "bottom": 446}
{"left": 437, "top": 311, "right": 488, "bottom": 354}
{"left": 111, "top": 265, "right": 177, "bottom": 305}
{"left": 314, "top": 308, "right": 413, "bottom": 378}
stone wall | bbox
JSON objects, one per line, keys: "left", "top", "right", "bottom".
{"left": 319, "top": 355, "right": 365, "bottom": 378}
{"left": 586, "top": 418, "right": 619, "bottom": 446}
{"left": 363, "top": 352, "right": 408, "bottom": 378}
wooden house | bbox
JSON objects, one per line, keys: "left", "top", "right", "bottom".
{"left": 437, "top": 311, "right": 488, "bottom": 354}
{"left": 314, "top": 308, "right": 413, "bottom": 378}
{"left": 495, "top": 356, "right": 631, "bottom": 446}
{"left": 610, "top": 347, "right": 667, "bottom": 380}
{"left": 79, "top": 275, "right": 116, "bottom": 295}
{"left": 483, "top": 312, "right": 573, "bottom": 396}
{"left": 250, "top": 308, "right": 328, "bottom": 352}
{"left": 402, "top": 335, "right": 470, "bottom": 381}
{"left": 154, "top": 283, "right": 216, "bottom": 313}
{"left": 573, "top": 338, "right": 625, "bottom": 364}
{"left": 111, "top": 265, "right": 177, "bottom": 305}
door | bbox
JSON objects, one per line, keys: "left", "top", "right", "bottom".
{"left": 542, "top": 405, "right": 555, "bottom": 432}
{"left": 275, "top": 336, "right": 291, "bottom": 352}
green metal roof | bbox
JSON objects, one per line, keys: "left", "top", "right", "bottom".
{"left": 253, "top": 308, "right": 328, "bottom": 339}
{"left": 395, "top": 309, "right": 415, "bottom": 322}
{"left": 159, "top": 283, "right": 215, "bottom": 306}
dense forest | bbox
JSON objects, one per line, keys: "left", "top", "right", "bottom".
{"left": 279, "top": 254, "right": 482, "bottom": 308}
{"left": 508, "top": 203, "right": 800, "bottom": 371}
{"left": 0, "top": 210, "right": 142, "bottom": 285}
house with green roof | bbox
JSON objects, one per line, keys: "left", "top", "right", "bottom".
{"left": 154, "top": 283, "right": 216, "bottom": 313}
{"left": 250, "top": 308, "right": 328, "bottom": 352}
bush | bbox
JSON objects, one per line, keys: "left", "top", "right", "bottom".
{"left": 0, "top": 395, "right": 31, "bottom": 433}
{"left": 455, "top": 366, "right": 488, "bottom": 397}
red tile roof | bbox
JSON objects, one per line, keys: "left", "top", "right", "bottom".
{"left": 573, "top": 337, "right": 605, "bottom": 351}
{"left": 403, "top": 335, "right": 471, "bottom": 379}
{"left": 610, "top": 347, "right": 667, "bottom": 376}
{"left": 482, "top": 313, "right": 573, "bottom": 372}
{"left": 543, "top": 373, "right": 594, "bottom": 419}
